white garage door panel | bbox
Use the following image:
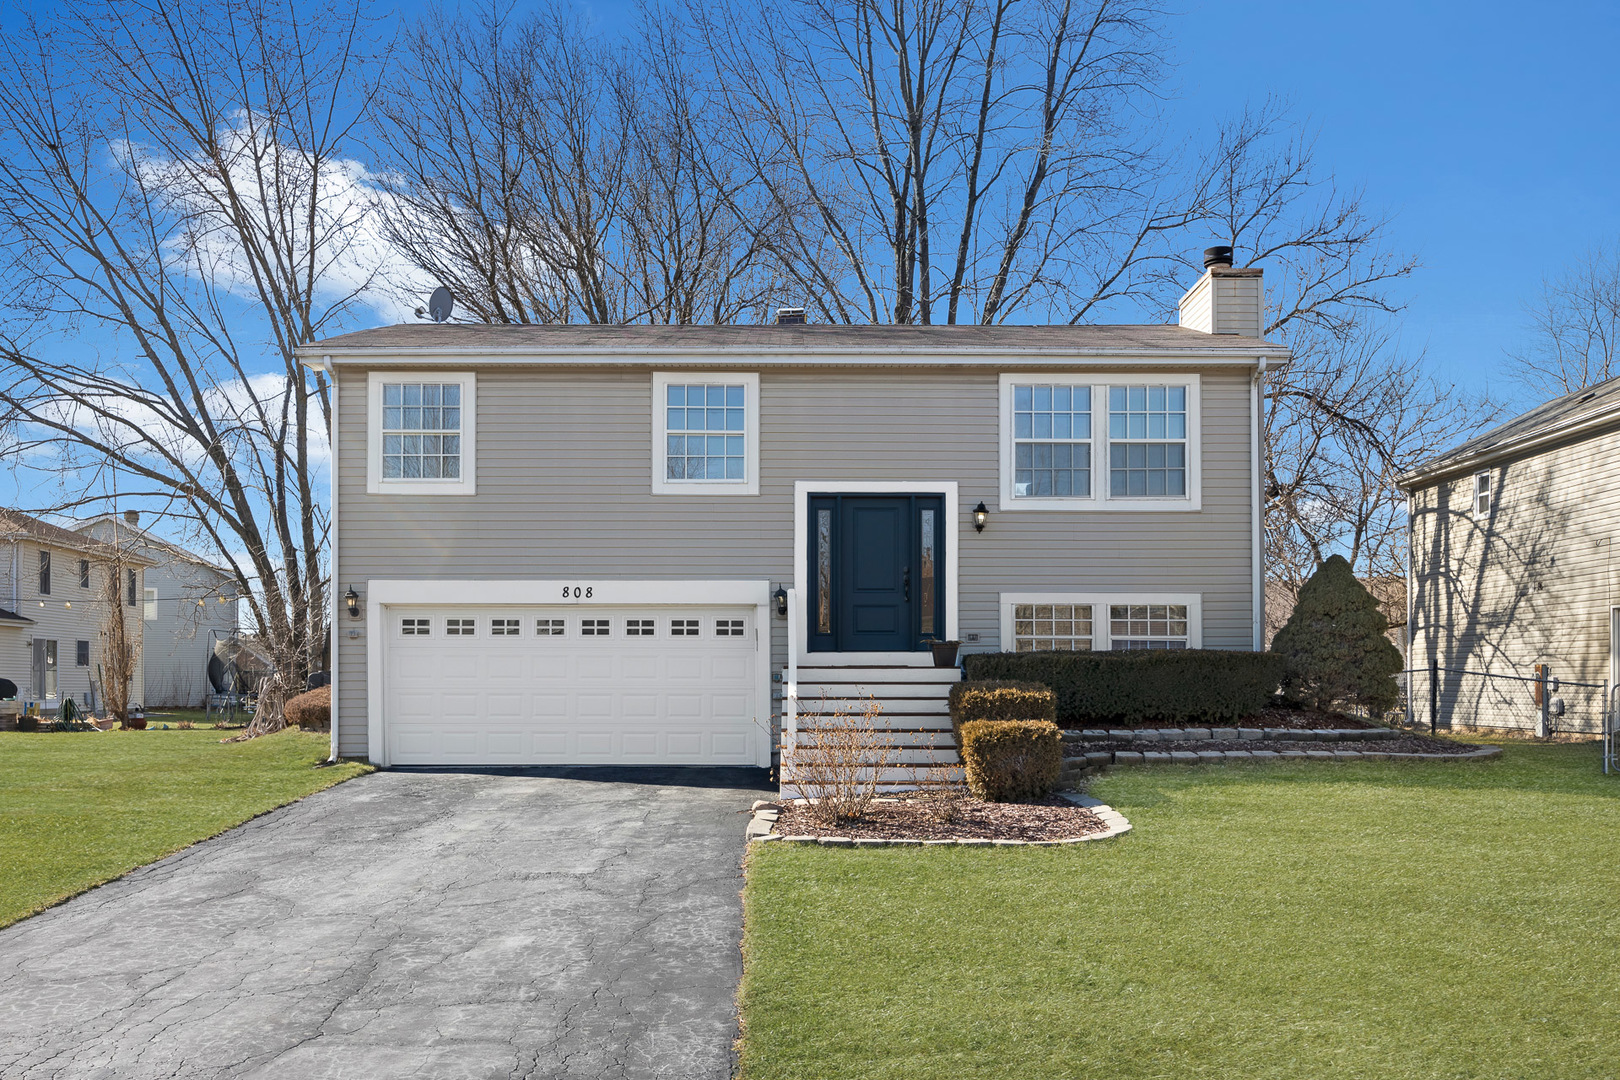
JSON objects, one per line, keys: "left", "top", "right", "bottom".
{"left": 384, "top": 605, "right": 760, "bottom": 765}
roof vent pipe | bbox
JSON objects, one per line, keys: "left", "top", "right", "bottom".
{"left": 775, "top": 307, "right": 806, "bottom": 325}
{"left": 1203, "top": 246, "right": 1234, "bottom": 269}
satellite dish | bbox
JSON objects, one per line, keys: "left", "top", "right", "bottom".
{"left": 427, "top": 286, "right": 454, "bottom": 323}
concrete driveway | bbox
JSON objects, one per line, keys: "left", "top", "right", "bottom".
{"left": 0, "top": 766, "right": 772, "bottom": 1079}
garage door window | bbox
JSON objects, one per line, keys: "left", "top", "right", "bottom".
{"left": 583, "top": 619, "right": 610, "bottom": 636}
{"left": 627, "top": 619, "right": 655, "bottom": 636}
{"left": 491, "top": 618, "right": 521, "bottom": 636}
{"left": 717, "top": 619, "right": 744, "bottom": 636}
{"left": 402, "top": 618, "right": 431, "bottom": 635}
{"left": 671, "top": 619, "right": 699, "bottom": 636}
{"left": 447, "top": 618, "right": 476, "bottom": 636}
{"left": 536, "top": 618, "right": 565, "bottom": 635}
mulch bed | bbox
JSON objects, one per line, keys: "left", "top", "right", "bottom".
{"left": 1069, "top": 706, "right": 1377, "bottom": 731}
{"left": 1064, "top": 734, "right": 1479, "bottom": 754}
{"left": 772, "top": 795, "right": 1108, "bottom": 842}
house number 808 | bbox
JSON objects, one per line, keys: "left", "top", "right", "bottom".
{"left": 563, "top": 586, "right": 593, "bottom": 599}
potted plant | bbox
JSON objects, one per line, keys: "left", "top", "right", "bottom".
{"left": 930, "top": 639, "right": 961, "bottom": 668}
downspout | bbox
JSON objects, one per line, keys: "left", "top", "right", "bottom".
{"left": 1251, "top": 357, "right": 1269, "bottom": 650}
{"left": 325, "top": 356, "right": 339, "bottom": 764}
{"left": 1406, "top": 488, "right": 1416, "bottom": 726}
{"left": 9, "top": 540, "right": 18, "bottom": 612}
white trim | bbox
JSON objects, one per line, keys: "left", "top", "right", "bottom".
{"left": 329, "top": 362, "right": 340, "bottom": 762}
{"left": 304, "top": 349, "right": 1291, "bottom": 366}
{"left": 997, "top": 374, "right": 1203, "bottom": 512}
{"left": 650, "top": 372, "right": 760, "bottom": 496}
{"left": 365, "top": 371, "right": 477, "bottom": 496}
{"left": 364, "top": 579, "right": 773, "bottom": 767}
{"left": 998, "top": 592, "right": 1204, "bottom": 651}
{"left": 1252, "top": 359, "right": 1267, "bottom": 649}
{"left": 791, "top": 480, "right": 960, "bottom": 666}
{"left": 1472, "top": 469, "right": 1493, "bottom": 519}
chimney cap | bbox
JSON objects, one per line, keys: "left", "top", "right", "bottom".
{"left": 1203, "top": 246, "right": 1234, "bottom": 269}
{"left": 775, "top": 307, "right": 806, "bottom": 325}
{"left": 122, "top": 510, "right": 140, "bottom": 527}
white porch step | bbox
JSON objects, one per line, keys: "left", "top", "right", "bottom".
{"left": 796, "top": 681, "right": 960, "bottom": 699}
{"left": 797, "top": 665, "right": 961, "bottom": 684}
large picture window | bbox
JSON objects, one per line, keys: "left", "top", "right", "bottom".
{"left": 999, "top": 374, "right": 1200, "bottom": 510}
{"left": 367, "top": 372, "right": 477, "bottom": 496}
{"left": 652, "top": 373, "right": 759, "bottom": 495}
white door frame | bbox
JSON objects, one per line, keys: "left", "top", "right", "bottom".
{"left": 792, "top": 480, "right": 960, "bottom": 667}
{"left": 365, "top": 579, "right": 772, "bottom": 767}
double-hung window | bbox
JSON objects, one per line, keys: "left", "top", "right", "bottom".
{"left": 367, "top": 373, "right": 476, "bottom": 495}
{"left": 1000, "top": 374, "right": 1200, "bottom": 509}
{"left": 1473, "top": 471, "right": 1492, "bottom": 518}
{"left": 652, "top": 373, "right": 759, "bottom": 495}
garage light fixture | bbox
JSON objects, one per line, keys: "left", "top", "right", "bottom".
{"left": 773, "top": 586, "right": 788, "bottom": 618}
{"left": 973, "top": 501, "right": 989, "bottom": 532}
{"left": 344, "top": 586, "right": 360, "bottom": 618}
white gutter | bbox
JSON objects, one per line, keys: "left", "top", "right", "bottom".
{"left": 298, "top": 350, "right": 1293, "bottom": 370}
{"left": 1251, "top": 357, "right": 1269, "bottom": 649}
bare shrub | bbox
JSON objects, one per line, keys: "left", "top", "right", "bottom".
{"left": 912, "top": 755, "right": 969, "bottom": 824}
{"left": 783, "top": 694, "right": 892, "bottom": 827}
{"left": 176, "top": 720, "right": 196, "bottom": 730}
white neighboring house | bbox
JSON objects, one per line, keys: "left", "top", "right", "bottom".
{"left": 76, "top": 512, "right": 240, "bottom": 708}
{"left": 0, "top": 509, "right": 153, "bottom": 711}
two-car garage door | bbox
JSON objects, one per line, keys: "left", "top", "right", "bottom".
{"left": 383, "top": 605, "right": 761, "bottom": 765}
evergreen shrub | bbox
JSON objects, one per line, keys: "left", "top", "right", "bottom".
{"left": 1271, "top": 555, "right": 1403, "bottom": 716}
{"left": 958, "top": 719, "right": 1063, "bottom": 802}
{"left": 947, "top": 681, "right": 1057, "bottom": 742}
{"left": 963, "top": 650, "right": 1285, "bottom": 727}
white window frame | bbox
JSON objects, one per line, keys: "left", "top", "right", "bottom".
{"left": 367, "top": 371, "right": 477, "bottom": 496}
{"left": 651, "top": 372, "right": 760, "bottom": 496}
{"left": 143, "top": 587, "right": 159, "bottom": 622}
{"left": 1473, "top": 470, "right": 1492, "bottom": 519}
{"left": 998, "top": 374, "right": 1202, "bottom": 511}
{"left": 999, "top": 592, "right": 1203, "bottom": 651}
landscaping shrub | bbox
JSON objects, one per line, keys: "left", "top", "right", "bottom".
{"left": 963, "top": 650, "right": 1285, "bottom": 727}
{"left": 947, "top": 681, "right": 1056, "bottom": 742}
{"left": 284, "top": 686, "right": 331, "bottom": 732}
{"left": 1272, "top": 554, "right": 1403, "bottom": 716}
{"left": 958, "top": 719, "right": 1063, "bottom": 802}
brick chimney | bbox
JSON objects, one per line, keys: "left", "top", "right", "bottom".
{"left": 1178, "top": 247, "right": 1264, "bottom": 338}
{"left": 123, "top": 510, "right": 139, "bottom": 527}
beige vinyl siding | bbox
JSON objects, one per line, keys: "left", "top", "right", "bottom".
{"left": 334, "top": 365, "right": 1258, "bottom": 758}
{"left": 1409, "top": 425, "right": 1620, "bottom": 733}
{"left": 0, "top": 543, "right": 144, "bottom": 707}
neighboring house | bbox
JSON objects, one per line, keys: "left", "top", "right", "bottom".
{"left": 0, "top": 509, "right": 152, "bottom": 710}
{"left": 298, "top": 250, "right": 1290, "bottom": 770}
{"left": 1401, "top": 377, "right": 1620, "bottom": 733}
{"left": 75, "top": 512, "right": 240, "bottom": 708}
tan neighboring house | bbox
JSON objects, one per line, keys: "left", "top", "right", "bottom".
{"left": 0, "top": 509, "right": 153, "bottom": 713}
{"left": 75, "top": 512, "right": 240, "bottom": 707}
{"left": 298, "top": 250, "right": 1290, "bottom": 774}
{"left": 1401, "top": 377, "right": 1620, "bottom": 733}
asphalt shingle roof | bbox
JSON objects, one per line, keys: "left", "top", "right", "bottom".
{"left": 1403, "top": 374, "right": 1620, "bottom": 485}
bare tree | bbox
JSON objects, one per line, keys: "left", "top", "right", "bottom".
{"left": 98, "top": 552, "right": 139, "bottom": 726}
{"left": 0, "top": 0, "right": 383, "bottom": 731}
{"left": 372, "top": 3, "right": 781, "bottom": 325}
{"left": 1508, "top": 246, "right": 1620, "bottom": 399}
{"left": 679, "top": 0, "right": 1203, "bottom": 325}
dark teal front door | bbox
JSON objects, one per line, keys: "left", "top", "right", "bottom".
{"left": 807, "top": 494, "right": 944, "bottom": 652}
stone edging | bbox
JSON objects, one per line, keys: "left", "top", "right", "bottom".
{"left": 1065, "top": 726, "right": 1401, "bottom": 742}
{"left": 743, "top": 793, "right": 1131, "bottom": 848}
{"left": 1066, "top": 745, "right": 1503, "bottom": 769}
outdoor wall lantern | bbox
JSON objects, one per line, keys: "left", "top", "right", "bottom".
{"left": 773, "top": 586, "right": 788, "bottom": 618}
{"left": 344, "top": 586, "right": 360, "bottom": 619}
{"left": 973, "top": 501, "right": 989, "bottom": 532}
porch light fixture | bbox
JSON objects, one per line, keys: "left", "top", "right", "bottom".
{"left": 973, "top": 501, "right": 989, "bottom": 532}
{"left": 344, "top": 586, "right": 360, "bottom": 619}
{"left": 773, "top": 586, "right": 788, "bottom": 618}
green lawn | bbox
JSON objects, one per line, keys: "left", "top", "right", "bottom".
{"left": 0, "top": 729, "right": 370, "bottom": 929}
{"left": 739, "top": 742, "right": 1620, "bottom": 1080}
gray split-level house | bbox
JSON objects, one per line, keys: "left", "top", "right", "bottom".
{"left": 1402, "top": 376, "right": 1620, "bottom": 734}
{"left": 299, "top": 252, "right": 1290, "bottom": 773}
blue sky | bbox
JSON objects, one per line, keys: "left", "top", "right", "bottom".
{"left": 5, "top": 0, "right": 1614, "bottom": 518}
